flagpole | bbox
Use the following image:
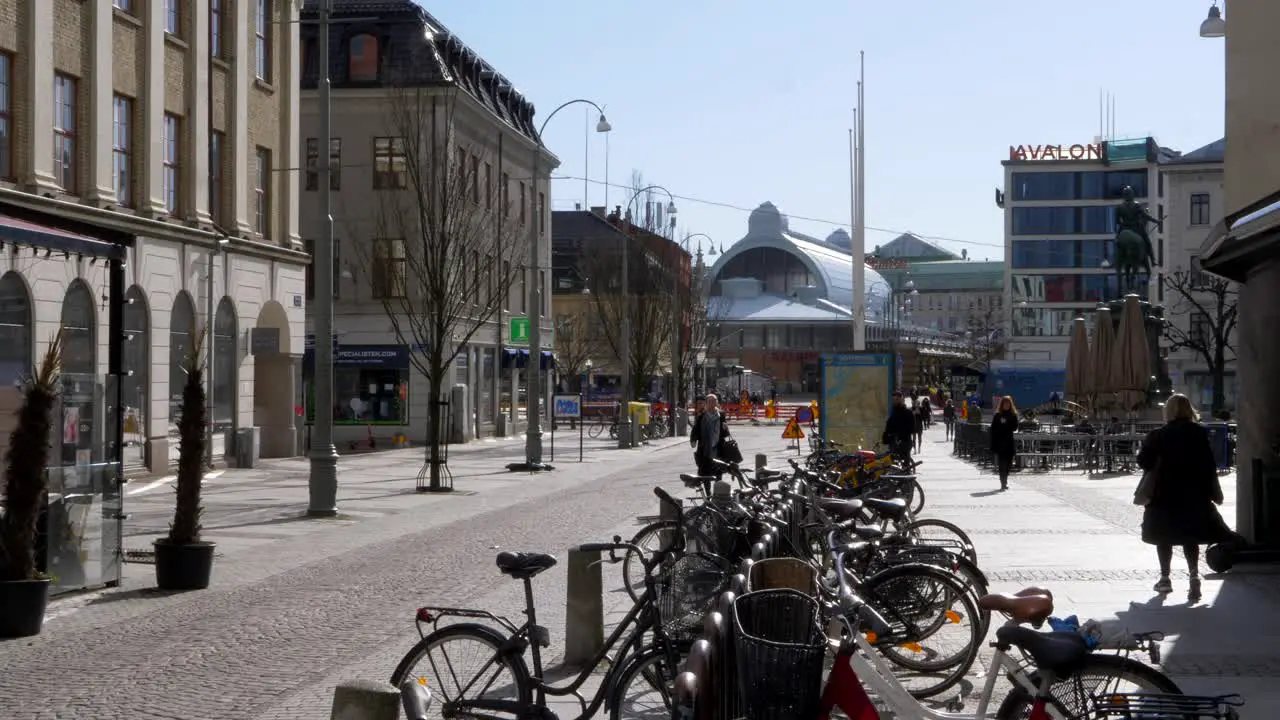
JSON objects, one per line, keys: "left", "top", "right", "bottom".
{"left": 852, "top": 51, "right": 867, "bottom": 352}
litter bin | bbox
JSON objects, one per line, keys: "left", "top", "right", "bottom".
{"left": 235, "top": 427, "right": 259, "bottom": 468}
{"left": 1205, "top": 422, "right": 1232, "bottom": 470}
{"left": 628, "top": 401, "right": 650, "bottom": 427}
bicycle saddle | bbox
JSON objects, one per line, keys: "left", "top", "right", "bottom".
{"left": 977, "top": 591, "right": 1054, "bottom": 626}
{"left": 816, "top": 497, "right": 863, "bottom": 519}
{"left": 860, "top": 497, "right": 909, "bottom": 520}
{"left": 495, "top": 551, "right": 558, "bottom": 580}
{"left": 995, "top": 626, "right": 1090, "bottom": 677}
{"left": 679, "top": 474, "right": 716, "bottom": 491}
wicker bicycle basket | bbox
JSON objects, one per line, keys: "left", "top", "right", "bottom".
{"left": 747, "top": 557, "right": 820, "bottom": 595}
{"left": 732, "top": 589, "right": 826, "bottom": 720}
{"left": 655, "top": 553, "right": 731, "bottom": 644}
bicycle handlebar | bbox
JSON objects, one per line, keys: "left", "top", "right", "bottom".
{"left": 833, "top": 552, "right": 893, "bottom": 639}
{"left": 572, "top": 538, "right": 646, "bottom": 565}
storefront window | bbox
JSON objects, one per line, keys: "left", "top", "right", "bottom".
{"left": 0, "top": 271, "right": 30, "bottom": 386}
{"left": 60, "top": 281, "right": 97, "bottom": 466}
{"left": 305, "top": 344, "right": 410, "bottom": 425}
{"left": 480, "top": 347, "right": 494, "bottom": 423}
{"left": 169, "top": 292, "right": 195, "bottom": 438}
{"left": 122, "top": 286, "right": 148, "bottom": 470}
{"left": 212, "top": 298, "right": 237, "bottom": 431}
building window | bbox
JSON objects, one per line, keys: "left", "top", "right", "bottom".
{"left": 255, "top": 146, "right": 271, "bottom": 237}
{"left": 112, "top": 95, "right": 133, "bottom": 206}
{"left": 502, "top": 172, "right": 510, "bottom": 211}
{"left": 113, "top": 0, "right": 132, "bottom": 12}
{"left": 210, "top": 0, "right": 224, "bottom": 58}
{"left": 372, "top": 137, "right": 407, "bottom": 189}
{"left": 304, "top": 238, "right": 340, "bottom": 300}
{"left": 212, "top": 297, "right": 237, "bottom": 431}
{"left": 0, "top": 53, "right": 10, "bottom": 180}
{"left": 53, "top": 74, "right": 77, "bottom": 192}
{"left": 470, "top": 154, "right": 479, "bottom": 204}
{"left": 255, "top": 0, "right": 271, "bottom": 82}
{"left": 1190, "top": 309, "right": 1212, "bottom": 346}
{"left": 348, "top": 33, "right": 379, "bottom": 82}
{"left": 162, "top": 113, "right": 181, "bottom": 214}
{"left": 1190, "top": 193, "right": 1210, "bottom": 226}
{"left": 305, "top": 137, "right": 340, "bottom": 191}
{"left": 209, "top": 130, "right": 224, "bottom": 224}
{"left": 538, "top": 192, "right": 545, "bottom": 235}
{"left": 485, "top": 162, "right": 493, "bottom": 209}
{"left": 519, "top": 182, "right": 526, "bottom": 225}
{"left": 163, "top": 0, "right": 181, "bottom": 36}
{"left": 371, "top": 238, "right": 407, "bottom": 298}
{"left": 0, "top": 271, "right": 31, "bottom": 388}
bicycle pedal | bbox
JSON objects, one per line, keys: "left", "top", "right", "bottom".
{"left": 945, "top": 697, "right": 965, "bottom": 712}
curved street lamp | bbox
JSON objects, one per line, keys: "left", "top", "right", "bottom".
{"left": 614, "top": 184, "right": 677, "bottom": 447}
{"left": 516, "top": 98, "right": 611, "bottom": 472}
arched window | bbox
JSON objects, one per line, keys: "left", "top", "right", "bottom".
{"left": 0, "top": 272, "right": 31, "bottom": 386}
{"left": 213, "top": 297, "right": 237, "bottom": 431}
{"left": 122, "top": 286, "right": 149, "bottom": 468}
{"left": 169, "top": 292, "right": 196, "bottom": 431}
{"left": 60, "top": 281, "right": 97, "bottom": 465}
{"left": 348, "top": 33, "right": 379, "bottom": 82}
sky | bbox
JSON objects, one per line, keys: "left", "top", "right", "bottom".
{"left": 415, "top": 0, "right": 1226, "bottom": 262}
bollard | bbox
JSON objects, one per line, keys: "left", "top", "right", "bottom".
{"left": 755, "top": 453, "right": 767, "bottom": 476}
{"left": 564, "top": 548, "right": 604, "bottom": 665}
{"left": 330, "top": 680, "right": 401, "bottom": 720}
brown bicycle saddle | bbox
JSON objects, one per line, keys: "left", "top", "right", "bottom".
{"left": 977, "top": 587, "right": 1055, "bottom": 626}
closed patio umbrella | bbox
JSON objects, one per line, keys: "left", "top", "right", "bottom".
{"left": 1064, "top": 316, "right": 1093, "bottom": 406}
{"left": 1111, "top": 294, "right": 1152, "bottom": 413}
{"left": 1091, "top": 306, "right": 1115, "bottom": 414}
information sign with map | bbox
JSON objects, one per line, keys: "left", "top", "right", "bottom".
{"left": 819, "top": 353, "right": 894, "bottom": 450}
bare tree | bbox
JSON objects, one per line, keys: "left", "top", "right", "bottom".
{"left": 351, "top": 88, "right": 523, "bottom": 489}
{"left": 964, "top": 306, "right": 1007, "bottom": 369}
{"left": 677, "top": 252, "right": 725, "bottom": 401}
{"left": 1162, "top": 268, "right": 1237, "bottom": 412}
{"left": 553, "top": 306, "right": 593, "bottom": 392}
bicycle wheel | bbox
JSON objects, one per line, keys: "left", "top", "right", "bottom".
{"left": 857, "top": 563, "right": 983, "bottom": 699}
{"left": 624, "top": 520, "right": 679, "bottom": 603}
{"left": 589, "top": 421, "right": 605, "bottom": 439}
{"left": 906, "top": 477, "right": 925, "bottom": 514}
{"left": 609, "top": 647, "right": 677, "bottom": 719}
{"left": 902, "top": 518, "right": 978, "bottom": 566}
{"left": 390, "top": 623, "right": 533, "bottom": 718}
{"left": 995, "top": 653, "right": 1182, "bottom": 720}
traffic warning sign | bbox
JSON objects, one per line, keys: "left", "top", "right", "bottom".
{"left": 782, "top": 417, "right": 805, "bottom": 440}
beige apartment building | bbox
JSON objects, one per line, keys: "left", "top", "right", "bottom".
{"left": 298, "top": 0, "right": 556, "bottom": 445}
{"left": 0, "top": 0, "right": 308, "bottom": 480}
{"left": 1199, "top": 0, "right": 1280, "bottom": 541}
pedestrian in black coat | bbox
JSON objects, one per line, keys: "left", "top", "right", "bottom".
{"left": 989, "top": 396, "right": 1019, "bottom": 490}
{"left": 690, "top": 393, "right": 731, "bottom": 478}
{"left": 882, "top": 392, "right": 915, "bottom": 466}
{"left": 1139, "top": 393, "right": 1235, "bottom": 603}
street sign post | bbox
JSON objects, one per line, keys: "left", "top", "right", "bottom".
{"left": 552, "top": 394, "right": 583, "bottom": 462}
{"left": 510, "top": 317, "right": 531, "bottom": 344}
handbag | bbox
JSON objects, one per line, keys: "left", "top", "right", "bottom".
{"left": 1133, "top": 457, "right": 1161, "bottom": 506}
{"left": 718, "top": 436, "right": 744, "bottom": 464}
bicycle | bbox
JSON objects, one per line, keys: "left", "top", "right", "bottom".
{"left": 390, "top": 490, "right": 729, "bottom": 720}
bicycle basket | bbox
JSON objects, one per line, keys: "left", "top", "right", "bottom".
{"left": 1090, "top": 693, "right": 1244, "bottom": 719}
{"left": 748, "top": 558, "right": 820, "bottom": 595}
{"left": 732, "top": 589, "right": 826, "bottom": 720}
{"left": 656, "top": 553, "right": 731, "bottom": 643}
{"left": 684, "top": 506, "right": 740, "bottom": 557}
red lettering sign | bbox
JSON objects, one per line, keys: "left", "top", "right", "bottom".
{"left": 1008, "top": 143, "right": 1102, "bottom": 162}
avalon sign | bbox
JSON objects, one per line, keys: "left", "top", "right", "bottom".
{"left": 1008, "top": 143, "right": 1103, "bottom": 162}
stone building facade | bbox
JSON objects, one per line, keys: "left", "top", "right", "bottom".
{"left": 0, "top": 0, "right": 308, "bottom": 475}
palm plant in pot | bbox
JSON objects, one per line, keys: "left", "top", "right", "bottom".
{"left": 0, "top": 333, "right": 62, "bottom": 638}
{"left": 154, "top": 330, "right": 215, "bottom": 590}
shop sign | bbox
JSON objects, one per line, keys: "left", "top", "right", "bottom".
{"left": 1008, "top": 143, "right": 1102, "bottom": 161}
{"left": 303, "top": 344, "right": 410, "bottom": 370}
{"left": 510, "top": 317, "right": 531, "bottom": 343}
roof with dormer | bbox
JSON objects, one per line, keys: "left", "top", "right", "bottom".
{"left": 300, "top": 0, "right": 539, "bottom": 142}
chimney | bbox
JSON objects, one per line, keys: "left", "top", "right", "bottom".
{"left": 574, "top": 202, "right": 581, "bottom": 211}
{"left": 589, "top": 205, "right": 607, "bottom": 218}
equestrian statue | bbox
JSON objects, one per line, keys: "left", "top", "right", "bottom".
{"left": 1113, "top": 185, "right": 1163, "bottom": 294}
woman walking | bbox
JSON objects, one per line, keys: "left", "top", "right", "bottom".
{"left": 912, "top": 399, "right": 925, "bottom": 453}
{"left": 989, "top": 396, "right": 1019, "bottom": 490}
{"left": 690, "top": 393, "right": 731, "bottom": 478}
{"left": 1138, "top": 393, "right": 1234, "bottom": 603}
{"left": 942, "top": 399, "right": 956, "bottom": 440}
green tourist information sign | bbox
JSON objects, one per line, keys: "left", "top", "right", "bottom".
{"left": 510, "top": 316, "right": 530, "bottom": 344}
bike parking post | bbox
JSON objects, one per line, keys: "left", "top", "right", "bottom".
{"left": 563, "top": 548, "right": 604, "bottom": 666}
{"left": 329, "top": 679, "right": 401, "bottom": 720}
{"left": 755, "top": 453, "right": 767, "bottom": 476}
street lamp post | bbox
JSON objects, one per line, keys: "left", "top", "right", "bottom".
{"left": 512, "top": 99, "right": 611, "bottom": 472}
{"left": 675, "top": 231, "right": 714, "bottom": 432}
{"left": 618, "top": 185, "right": 677, "bottom": 449}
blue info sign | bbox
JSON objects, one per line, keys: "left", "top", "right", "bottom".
{"left": 553, "top": 395, "right": 582, "bottom": 418}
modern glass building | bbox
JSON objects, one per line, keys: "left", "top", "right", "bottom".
{"left": 999, "top": 137, "right": 1180, "bottom": 363}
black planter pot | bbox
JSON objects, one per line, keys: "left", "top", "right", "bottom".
{"left": 0, "top": 578, "right": 52, "bottom": 638}
{"left": 154, "top": 539, "right": 216, "bottom": 590}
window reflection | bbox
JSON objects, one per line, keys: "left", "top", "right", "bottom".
{"left": 213, "top": 298, "right": 237, "bottom": 431}
{"left": 1012, "top": 274, "right": 1149, "bottom": 303}
{"left": 122, "top": 287, "right": 148, "bottom": 470}
{"left": 1012, "top": 307, "right": 1097, "bottom": 337}
{"left": 60, "top": 281, "right": 97, "bottom": 467}
{"left": 0, "top": 271, "right": 30, "bottom": 386}
{"left": 1010, "top": 170, "right": 1148, "bottom": 201}
{"left": 1012, "top": 206, "right": 1119, "bottom": 235}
